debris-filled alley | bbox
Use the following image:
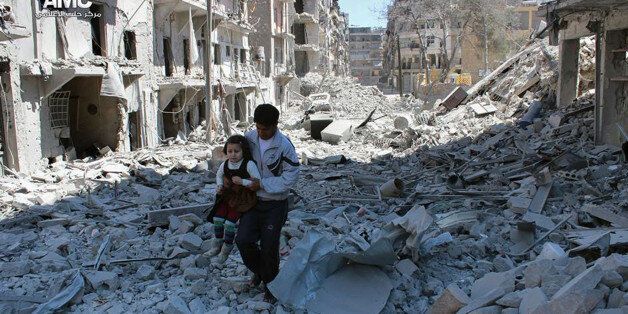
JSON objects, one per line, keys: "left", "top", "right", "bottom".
{"left": 1, "top": 0, "right": 628, "bottom": 313}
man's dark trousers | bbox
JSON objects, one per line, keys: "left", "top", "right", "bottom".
{"left": 236, "top": 199, "right": 288, "bottom": 284}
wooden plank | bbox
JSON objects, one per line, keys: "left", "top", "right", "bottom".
{"left": 527, "top": 181, "right": 552, "bottom": 213}
{"left": 582, "top": 205, "right": 628, "bottom": 228}
{"left": 147, "top": 204, "right": 211, "bottom": 227}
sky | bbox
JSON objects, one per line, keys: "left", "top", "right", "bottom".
{"left": 338, "top": 0, "right": 389, "bottom": 28}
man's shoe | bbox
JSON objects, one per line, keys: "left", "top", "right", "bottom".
{"left": 203, "top": 238, "right": 223, "bottom": 257}
{"left": 214, "top": 243, "right": 233, "bottom": 264}
{"left": 263, "top": 287, "right": 277, "bottom": 303}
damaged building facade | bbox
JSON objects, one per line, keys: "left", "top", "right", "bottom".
{"left": 154, "top": 0, "right": 261, "bottom": 137}
{"left": 292, "top": 0, "right": 349, "bottom": 78}
{"left": 1, "top": 0, "right": 156, "bottom": 174}
{"left": 0, "top": 0, "right": 268, "bottom": 174}
{"left": 544, "top": 0, "right": 628, "bottom": 148}
{"left": 348, "top": 27, "right": 385, "bottom": 87}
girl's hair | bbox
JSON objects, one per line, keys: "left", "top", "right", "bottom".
{"left": 222, "top": 135, "right": 252, "bottom": 161}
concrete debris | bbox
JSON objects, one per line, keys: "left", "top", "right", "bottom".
{"left": 0, "top": 26, "right": 625, "bottom": 314}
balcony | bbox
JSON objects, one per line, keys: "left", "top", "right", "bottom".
{"left": 294, "top": 13, "right": 318, "bottom": 24}
{"left": 154, "top": 0, "right": 206, "bottom": 12}
{"left": 274, "top": 64, "right": 296, "bottom": 85}
{"left": 295, "top": 44, "right": 320, "bottom": 52}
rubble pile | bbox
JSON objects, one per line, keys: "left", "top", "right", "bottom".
{"left": 0, "top": 36, "right": 626, "bottom": 313}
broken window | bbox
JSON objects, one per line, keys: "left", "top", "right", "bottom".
{"left": 226, "top": 45, "right": 231, "bottom": 61}
{"left": 427, "top": 36, "right": 435, "bottom": 47}
{"left": 213, "top": 44, "right": 221, "bottom": 65}
{"left": 295, "top": 0, "right": 304, "bottom": 14}
{"left": 163, "top": 37, "right": 173, "bottom": 76}
{"left": 90, "top": 4, "right": 106, "bottom": 56}
{"left": 183, "top": 39, "right": 191, "bottom": 74}
{"left": 293, "top": 23, "right": 306, "bottom": 45}
{"left": 49, "top": 91, "right": 71, "bottom": 129}
{"left": 240, "top": 49, "right": 247, "bottom": 64}
{"left": 123, "top": 31, "right": 137, "bottom": 60}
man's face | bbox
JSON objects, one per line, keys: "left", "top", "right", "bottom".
{"left": 256, "top": 123, "right": 277, "bottom": 140}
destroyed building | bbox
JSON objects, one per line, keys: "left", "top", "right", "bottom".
{"left": 348, "top": 27, "right": 385, "bottom": 87}
{"left": 248, "top": 0, "right": 297, "bottom": 111}
{"left": 1, "top": 0, "right": 155, "bottom": 174}
{"left": 543, "top": 0, "right": 628, "bottom": 147}
{"left": 292, "top": 0, "right": 349, "bottom": 78}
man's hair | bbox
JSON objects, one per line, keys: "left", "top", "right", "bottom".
{"left": 253, "top": 104, "right": 279, "bottom": 126}
{"left": 223, "top": 134, "right": 252, "bottom": 160}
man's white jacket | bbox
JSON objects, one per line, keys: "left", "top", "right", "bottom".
{"left": 245, "top": 129, "right": 300, "bottom": 201}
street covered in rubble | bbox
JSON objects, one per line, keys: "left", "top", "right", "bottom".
{"left": 1, "top": 0, "right": 628, "bottom": 313}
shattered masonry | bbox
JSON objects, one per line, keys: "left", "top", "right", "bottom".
{"left": 0, "top": 0, "right": 349, "bottom": 174}
{"left": 0, "top": 0, "right": 628, "bottom": 314}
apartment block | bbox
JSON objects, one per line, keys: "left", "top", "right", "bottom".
{"left": 0, "top": 0, "right": 155, "bottom": 173}
{"left": 348, "top": 27, "right": 384, "bottom": 86}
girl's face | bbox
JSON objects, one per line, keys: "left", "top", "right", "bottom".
{"left": 226, "top": 143, "right": 243, "bottom": 163}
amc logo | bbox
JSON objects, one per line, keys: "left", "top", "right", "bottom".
{"left": 41, "top": 0, "right": 93, "bottom": 9}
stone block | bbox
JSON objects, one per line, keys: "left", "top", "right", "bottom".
{"left": 563, "top": 256, "right": 587, "bottom": 277}
{"left": 507, "top": 196, "right": 531, "bottom": 214}
{"left": 396, "top": 259, "right": 419, "bottom": 279}
{"left": 183, "top": 267, "right": 206, "bottom": 281}
{"left": 471, "top": 271, "right": 515, "bottom": 299}
{"left": 0, "top": 261, "right": 31, "bottom": 278}
{"left": 607, "top": 288, "right": 624, "bottom": 308}
{"left": 188, "top": 298, "right": 207, "bottom": 314}
{"left": 524, "top": 259, "right": 556, "bottom": 288}
{"left": 519, "top": 287, "right": 547, "bottom": 314}
{"left": 309, "top": 114, "right": 333, "bottom": 140}
{"left": 321, "top": 120, "right": 353, "bottom": 144}
{"left": 441, "top": 86, "right": 467, "bottom": 110}
{"left": 179, "top": 233, "right": 203, "bottom": 251}
{"left": 536, "top": 242, "right": 566, "bottom": 261}
{"left": 179, "top": 213, "right": 204, "bottom": 226}
{"left": 601, "top": 270, "right": 623, "bottom": 288}
{"left": 136, "top": 264, "right": 155, "bottom": 280}
{"left": 428, "top": 283, "right": 470, "bottom": 314}
{"left": 496, "top": 291, "right": 523, "bottom": 308}
{"left": 532, "top": 289, "right": 604, "bottom": 314}
{"left": 165, "top": 295, "right": 192, "bottom": 314}
{"left": 552, "top": 264, "right": 603, "bottom": 300}
{"left": 84, "top": 271, "right": 120, "bottom": 290}
{"left": 540, "top": 274, "right": 571, "bottom": 297}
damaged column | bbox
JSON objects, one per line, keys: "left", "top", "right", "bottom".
{"left": 556, "top": 39, "right": 579, "bottom": 108}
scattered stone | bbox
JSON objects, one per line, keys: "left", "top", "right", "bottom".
{"left": 0, "top": 261, "right": 31, "bottom": 278}
{"left": 165, "top": 295, "right": 192, "bottom": 314}
{"left": 84, "top": 271, "right": 120, "bottom": 290}
{"left": 496, "top": 291, "right": 523, "bottom": 308}
{"left": 179, "top": 233, "right": 203, "bottom": 251}
{"left": 396, "top": 259, "right": 419, "bottom": 279}
{"left": 136, "top": 264, "right": 155, "bottom": 280}
{"left": 183, "top": 268, "right": 206, "bottom": 281}
{"left": 508, "top": 196, "right": 532, "bottom": 214}
{"left": 519, "top": 287, "right": 547, "bottom": 314}
{"left": 601, "top": 270, "right": 623, "bottom": 288}
{"left": 471, "top": 271, "right": 515, "bottom": 299}
{"left": 428, "top": 283, "right": 471, "bottom": 314}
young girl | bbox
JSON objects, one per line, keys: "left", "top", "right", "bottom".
{"left": 205, "top": 135, "right": 261, "bottom": 263}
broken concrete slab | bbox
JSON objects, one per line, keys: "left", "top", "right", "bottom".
{"left": 304, "top": 264, "right": 393, "bottom": 314}
{"left": 179, "top": 233, "right": 203, "bottom": 252}
{"left": 458, "top": 287, "right": 508, "bottom": 314}
{"left": 508, "top": 196, "right": 532, "bottom": 214}
{"left": 536, "top": 242, "right": 566, "bottom": 261}
{"left": 441, "top": 86, "right": 467, "bottom": 110}
{"left": 84, "top": 271, "right": 120, "bottom": 290}
{"left": 396, "top": 259, "right": 419, "bottom": 279}
{"left": 518, "top": 287, "right": 547, "bottom": 314}
{"left": 309, "top": 114, "right": 334, "bottom": 140}
{"left": 165, "top": 295, "right": 192, "bottom": 314}
{"left": 428, "top": 283, "right": 470, "bottom": 314}
{"left": 471, "top": 271, "right": 515, "bottom": 299}
{"left": 532, "top": 289, "right": 604, "bottom": 314}
{"left": 552, "top": 264, "right": 603, "bottom": 300}
{"left": 321, "top": 120, "right": 353, "bottom": 144}
{"left": 0, "top": 261, "right": 31, "bottom": 278}
{"left": 148, "top": 204, "right": 211, "bottom": 227}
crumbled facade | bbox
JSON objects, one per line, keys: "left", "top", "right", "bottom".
{"left": 348, "top": 27, "right": 385, "bottom": 87}
{"left": 292, "top": 0, "right": 348, "bottom": 78}
{"left": 249, "top": 0, "right": 297, "bottom": 111}
{"left": 0, "top": 0, "right": 269, "bottom": 174}
{"left": 1, "top": 0, "right": 156, "bottom": 173}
